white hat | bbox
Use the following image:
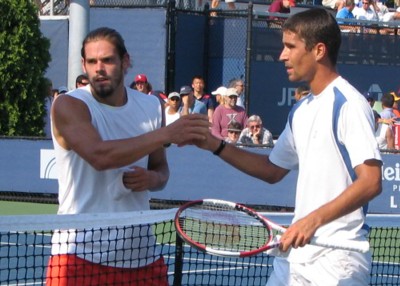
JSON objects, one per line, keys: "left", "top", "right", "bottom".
{"left": 211, "top": 86, "right": 227, "bottom": 96}
{"left": 168, "top": 92, "right": 180, "bottom": 99}
{"left": 225, "top": 87, "right": 238, "bottom": 97}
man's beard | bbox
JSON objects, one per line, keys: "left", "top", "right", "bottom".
{"left": 95, "top": 84, "right": 114, "bottom": 99}
{"left": 91, "top": 69, "right": 124, "bottom": 99}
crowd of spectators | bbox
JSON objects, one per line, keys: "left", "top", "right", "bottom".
{"left": 265, "top": 0, "right": 400, "bottom": 34}
{"left": 47, "top": 72, "right": 400, "bottom": 152}
{"left": 123, "top": 74, "right": 275, "bottom": 147}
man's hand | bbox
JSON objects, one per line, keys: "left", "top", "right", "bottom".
{"left": 122, "top": 166, "right": 158, "bottom": 192}
{"left": 279, "top": 215, "right": 320, "bottom": 252}
{"left": 165, "top": 114, "right": 211, "bottom": 146}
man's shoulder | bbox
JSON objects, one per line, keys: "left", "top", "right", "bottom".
{"left": 127, "top": 88, "right": 159, "bottom": 103}
{"left": 65, "top": 87, "right": 93, "bottom": 104}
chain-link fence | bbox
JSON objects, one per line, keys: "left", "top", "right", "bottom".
{"left": 38, "top": 0, "right": 400, "bottom": 134}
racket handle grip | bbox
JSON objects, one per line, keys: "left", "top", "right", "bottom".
{"left": 310, "top": 237, "right": 370, "bottom": 253}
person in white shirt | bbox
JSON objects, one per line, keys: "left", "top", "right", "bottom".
{"left": 165, "top": 92, "right": 181, "bottom": 126}
{"left": 47, "top": 27, "right": 210, "bottom": 286}
{"left": 373, "top": 110, "right": 395, "bottom": 149}
{"left": 353, "top": 0, "right": 379, "bottom": 20}
{"left": 195, "top": 9, "right": 382, "bottom": 285}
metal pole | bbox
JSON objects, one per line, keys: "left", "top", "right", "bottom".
{"left": 244, "top": 2, "right": 253, "bottom": 115}
{"left": 67, "top": 0, "right": 90, "bottom": 90}
{"left": 203, "top": 3, "right": 210, "bottom": 85}
{"left": 165, "top": 0, "right": 176, "bottom": 94}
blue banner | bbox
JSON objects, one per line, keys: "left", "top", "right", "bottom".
{"left": 0, "top": 139, "right": 398, "bottom": 213}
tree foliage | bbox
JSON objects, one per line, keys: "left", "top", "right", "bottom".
{"left": 0, "top": 0, "right": 51, "bottom": 136}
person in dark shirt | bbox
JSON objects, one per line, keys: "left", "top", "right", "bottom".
{"left": 268, "top": 0, "right": 295, "bottom": 20}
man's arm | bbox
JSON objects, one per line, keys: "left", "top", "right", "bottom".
{"left": 52, "top": 94, "right": 210, "bottom": 171}
{"left": 180, "top": 95, "right": 190, "bottom": 116}
{"left": 207, "top": 107, "right": 214, "bottom": 123}
{"left": 198, "top": 133, "right": 289, "bottom": 183}
{"left": 122, "top": 147, "right": 169, "bottom": 192}
{"left": 279, "top": 159, "right": 382, "bottom": 251}
{"left": 386, "top": 126, "right": 395, "bottom": 149}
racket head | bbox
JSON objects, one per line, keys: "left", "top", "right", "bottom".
{"left": 174, "top": 199, "right": 275, "bottom": 257}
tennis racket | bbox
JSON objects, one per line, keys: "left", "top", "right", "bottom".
{"left": 174, "top": 199, "right": 370, "bottom": 258}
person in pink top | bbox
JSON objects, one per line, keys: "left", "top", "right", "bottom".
{"left": 211, "top": 87, "right": 247, "bottom": 140}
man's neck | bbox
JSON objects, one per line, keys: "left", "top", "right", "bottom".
{"left": 193, "top": 91, "right": 203, "bottom": 100}
{"left": 92, "top": 86, "right": 127, "bottom": 107}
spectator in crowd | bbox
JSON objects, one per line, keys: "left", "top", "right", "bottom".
{"left": 130, "top": 75, "right": 167, "bottom": 108}
{"left": 268, "top": 0, "right": 295, "bottom": 20}
{"left": 75, "top": 74, "right": 89, "bottom": 88}
{"left": 373, "top": 110, "right": 395, "bottom": 150}
{"left": 179, "top": 85, "right": 207, "bottom": 115}
{"left": 52, "top": 88, "right": 60, "bottom": 98}
{"left": 228, "top": 78, "right": 245, "bottom": 109}
{"left": 294, "top": 85, "right": 310, "bottom": 102}
{"left": 211, "top": 87, "right": 247, "bottom": 140}
{"left": 47, "top": 27, "right": 210, "bottom": 285}
{"left": 390, "top": 91, "right": 400, "bottom": 117}
{"left": 132, "top": 74, "right": 153, "bottom": 95}
{"left": 353, "top": 0, "right": 379, "bottom": 21}
{"left": 194, "top": 9, "right": 382, "bottom": 285}
{"left": 336, "top": 0, "right": 356, "bottom": 20}
{"left": 238, "top": 115, "right": 274, "bottom": 146}
{"left": 225, "top": 121, "right": 242, "bottom": 144}
{"left": 365, "top": 92, "right": 396, "bottom": 125}
{"left": 57, "top": 86, "right": 68, "bottom": 95}
{"left": 322, "top": 0, "right": 344, "bottom": 11}
{"left": 364, "top": 91, "right": 375, "bottom": 108}
{"left": 165, "top": 92, "right": 181, "bottom": 126}
{"left": 192, "top": 75, "right": 215, "bottom": 122}
{"left": 380, "top": 92, "right": 396, "bottom": 120}
{"left": 211, "top": 0, "right": 236, "bottom": 14}
{"left": 211, "top": 86, "right": 227, "bottom": 108}
{"left": 152, "top": 90, "right": 169, "bottom": 108}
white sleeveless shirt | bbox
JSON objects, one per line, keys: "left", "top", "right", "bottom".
{"left": 51, "top": 86, "right": 163, "bottom": 267}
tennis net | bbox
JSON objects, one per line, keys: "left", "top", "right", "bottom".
{"left": 0, "top": 210, "right": 398, "bottom": 285}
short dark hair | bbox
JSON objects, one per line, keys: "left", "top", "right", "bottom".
{"left": 192, "top": 75, "right": 204, "bottom": 83}
{"left": 81, "top": 27, "right": 128, "bottom": 60}
{"left": 282, "top": 8, "right": 341, "bottom": 66}
{"left": 75, "top": 74, "right": 88, "bottom": 85}
{"left": 381, "top": 92, "right": 395, "bottom": 108}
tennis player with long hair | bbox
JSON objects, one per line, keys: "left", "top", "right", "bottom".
{"left": 46, "top": 27, "right": 209, "bottom": 285}
{"left": 195, "top": 8, "right": 382, "bottom": 285}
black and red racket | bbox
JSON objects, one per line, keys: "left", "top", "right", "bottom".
{"left": 174, "top": 199, "right": 369, "bottom": 258}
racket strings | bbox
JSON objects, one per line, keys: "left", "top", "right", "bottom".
{"left": 178, "top": 206, "right": 271, "bottom": 252}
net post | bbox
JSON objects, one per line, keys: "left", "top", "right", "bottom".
{"left": 173, "top": 232, "right": 184, "bottom": 286}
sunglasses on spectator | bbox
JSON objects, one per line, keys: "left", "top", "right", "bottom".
{"left": 228, "top": 130, "right": 241, "bottom": 134}
{"left": 169, "top": 97, "right": 180, "bottom": 101}
{"left": 249, "top": 125, "right": 260, "bottom": 129}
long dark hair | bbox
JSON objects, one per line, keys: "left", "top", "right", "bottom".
{"left": 81, "top": 27, "right": 128, "bottom": 60}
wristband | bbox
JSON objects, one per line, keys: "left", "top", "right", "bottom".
{"left": 213, "top": 140, "right": 226, "bottom": 156}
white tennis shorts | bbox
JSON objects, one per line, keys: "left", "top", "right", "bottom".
{"left": 266, "top": 250, "right": 371, "bottom": 286}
